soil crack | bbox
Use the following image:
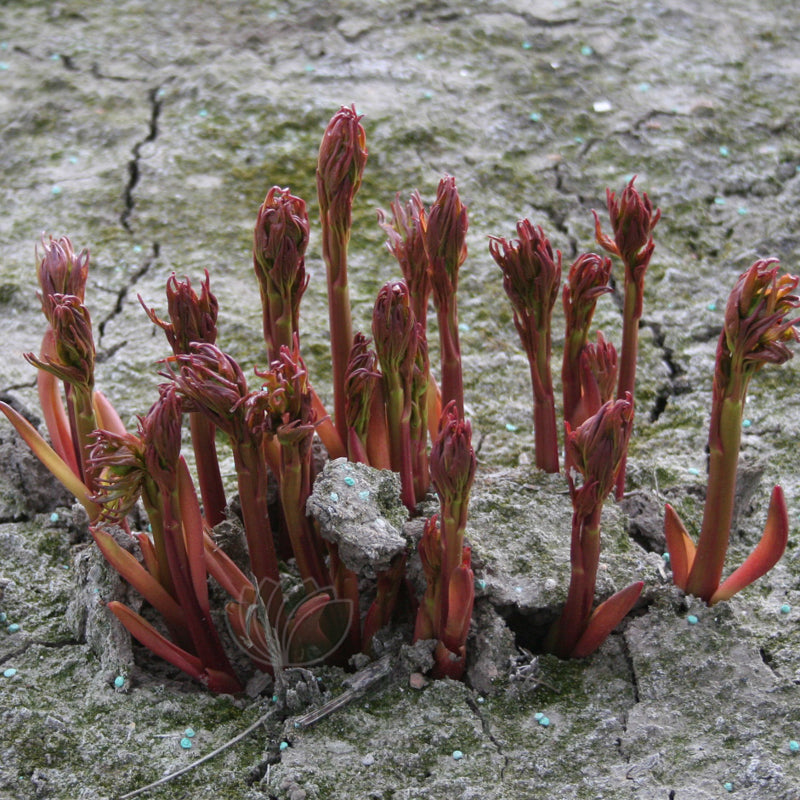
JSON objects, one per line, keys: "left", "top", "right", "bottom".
{"left": 759, "top": 646, "right": 782, "bottom": 679}
{"left": 618, "top": 633, "right": 640, "bottom": 741}
{"left": 643, "top": 320, "right": 689, "bottom": 423}
{"left": 120, "top": 86, "right": 163, "bottom": 234}
{"left": 0, "top": 637, "right": 81, "bottom": 666}
{"left": 465, "top": 692, "right": 509, "bottom": 782}
{"left": 95, "top": 242, "right": 160, "bottom": 352}
{"left": 495, "top": 4, "right": 580, "bottom": 27}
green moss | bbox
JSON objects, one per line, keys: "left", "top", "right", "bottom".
{"left": 10, "top": 718, "right": 72, "bottom": 776}
{"left": 0, "top": 281, "right": 20, "bottom": 303}
{"left": 36, "top": 527, "right": 71, "bottom": 561}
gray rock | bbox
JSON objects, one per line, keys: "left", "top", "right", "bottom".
{"left": 0, "top": 401, "right": 74, "bottom": 521}
{"left": 306, "top": 458, "right": 409, "bottom": 577}
{"left": 65, "top": 527, "right": 136, "bottom": 678}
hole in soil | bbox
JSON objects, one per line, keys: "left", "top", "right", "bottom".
{"left": 501, "top": 606, "right": 558, "bottom": 654}
{"left": 649, "top": 387, "right": 670, "bottom": 422}
{"left": 618, "top": 490, "right": 666, "bottom": 554}
{"left": 247, "top": 758, "right": 276, "bottom": 785}
{"left": 759, "top": 646, "right": 781, "bottom": 678}
{"left": 648, "top": 374, "right": 693, "bottom": 422}
{"left": 500, "top": 593, "right": 653, "bottom": 656}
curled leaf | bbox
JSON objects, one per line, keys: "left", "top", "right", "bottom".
{"left": 571, "top": 581, "right": 643, "bottom": 659}
{"left": 663, "top": 504, "right": 697, "bottom": 591}
{"left": 710, "top": 485, "right": 789, "bottom": 604}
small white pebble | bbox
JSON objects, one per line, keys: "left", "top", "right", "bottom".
{"left": 409, "top": 672, "right": 428, "bottom": 690}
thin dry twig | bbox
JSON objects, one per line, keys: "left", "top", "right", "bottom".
{"left": 117, "top": 654, "right": 394, "bottom": 799}
{"left": 292, "top": 654, "right": 392, "bottom": 729}
{"left": 116, "top": 708, "right": 277, "bottom": 800}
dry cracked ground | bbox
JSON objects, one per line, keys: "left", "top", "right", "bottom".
{"left": 2, "top": 1, "right": 800, "bottom": 799}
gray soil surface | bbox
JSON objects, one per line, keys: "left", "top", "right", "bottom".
{"left": 2, "top": 1, "right": 800, "bottom": 798}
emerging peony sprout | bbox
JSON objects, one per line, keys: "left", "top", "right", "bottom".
{"left": 141, "top": 272, "right": 226, "bottom": 526}
{"left": 372, "top": 279, "right": 423, "bottom": 511}
{"left": 343, "top": 332, "right": 383, "bottom": 465}
{"left": 424, "top": 175, "right": 468, "bottom": 416}
{"left": 29, "top": 294, "right": 95, "bottom": 390}
{"left": 665, "top": 259, "right": 799, "bottom": 603}
{"left": 254, "top": 337, "right": 328, "bottom": 594}
{"left": 168, "top": 342, "right": 281, "bottom": 613}
{"left": 140, "top": 271, "right": 219, "bottom": 354}
{"left": 317, "top": 105, "right": 368, "bottom": 445}
{"left": 489, "top": 219, "right": 562, "bottom": 473}
{"left": 594, "top": 177, "right": 660, "bottom": 497}
{"left": 90, "top": 386, "right": 242, "bottom": 694}
{"left": 379, "top": 189, "right": 441, "bottom": 443}
{"left": 0, "top": 236, "right": 123, "bottom": 519}
{"left": 561, "top": 252, "right": 614, "bottom": 428}
{"left": 36, "top": 234, "right": 89, "bottom": 305}
{"left": 252, "top": 185, "right": 345, "bottom": 459}
{"left": 377, "top": 190, "right": 431, "bottom": 329}
{"left": 415, "top": 401, "right": 477, "bottom": 678}
{"left": 253, "top": 186, "right": 310, "bottom": 361}
{"left": 29, "top": 236, "right": 96, "bottom": 480}
{"left": 579, "top": 330, "right": 619, "bottom": 421}
{"left": 26, "top": 294, "right": 99, "bottom": 490}
{"left": 547, "top": 395, "right": 643, "bottom": 659}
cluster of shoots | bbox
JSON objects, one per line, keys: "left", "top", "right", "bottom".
{"left": 489, "top": 176, "right": 659, "bottom": 481}
{"left": 2, "top": 107, "right": 798, "bottom": 693}
{"left": 1, "top": 105, "right": 477, "bottom": 689}
{"left": 489, "top": 178, "right": 658, "bottom": 654}
{"left": 490, "top": 182, "right": 798, "bottom": 645}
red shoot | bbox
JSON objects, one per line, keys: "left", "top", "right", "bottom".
{"left": 378, "top": 190, "right": 430, "bottom": 328}
{"left": 489, "top": 219, "right": 562, "bottom": 472}
{"left": 594, "top": 177, "right": 660, "bottom": 497}
{"left": 372, "top": 280, "right": 421, "bottom": 510}
{"left": 414, "top": 402, "right": 476, "bottom": 678}
{"left": 561, "top": 253, "right": 613, "bottom": 428}
{"left": 424, "top": 175, "right": 468, "bottom": 415}
{"left": 548, "top": 395, "right": 638, "bottom": 658}
{"left": 666, "top": 260, "right": 799, "bottom": 602}
{"left": 141, "top": 272, "right": 226, "bottom": 526}
{"left": 317, "top": 105, "right": 368, "bottom": 445}
{"left": 253, "top": 186, "right": 310, "bottom": 361}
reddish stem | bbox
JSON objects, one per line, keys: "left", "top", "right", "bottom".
{"left": 437, "top": 496, "right": 467, "bottom": 637}
{"left": 550, "top": 506, "right": 602, "bottom": 658}
{"left": 231, "top": 439, "right": 281, "bottom": 621}
{"left": 322, "top": 231, "right": 353, "bottom": 446}
{"left": 189, "top": 412, "right": 227, "bottom": 527}
{"left": 685, "top": 395, "right": 743, "bottom": 600}
{"left": 614, "top": 280, "right": 640, "bottom": 498}
{"left": 527, "top": 326, "right": 559, "bottom": 473}
{"left": 436, "top": 300, "right": 465, "bottom": 417}
{"left": 383, "top": 374, "right": 416, "bottom": 511}
{"left": 279, "top": 441, "right": 329, "bottom": 592}
{"left": 160, "top": 483, "right": 238, "bottom": 681}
